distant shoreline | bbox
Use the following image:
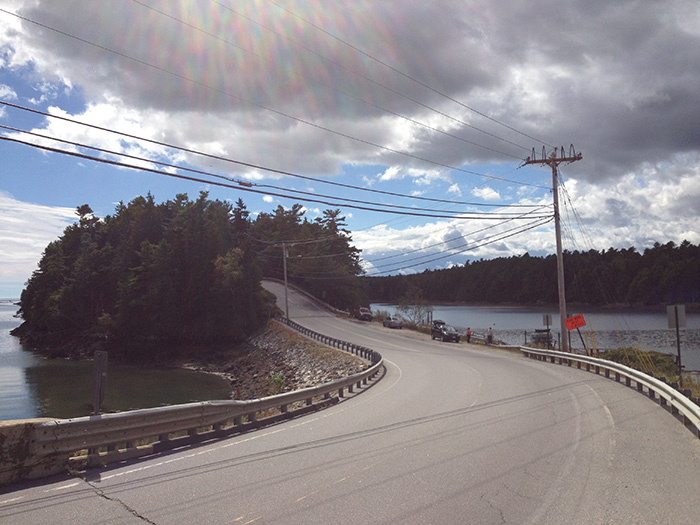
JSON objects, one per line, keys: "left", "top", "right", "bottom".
{"left": 370, "top": 301, "right": 699, "bottom": 314}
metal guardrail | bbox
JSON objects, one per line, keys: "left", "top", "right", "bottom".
{"left": 520, "top": 346, "right": 700, "bottom": 438}
{"left": 0, "top": 319, "right": 383, "bottom": 486}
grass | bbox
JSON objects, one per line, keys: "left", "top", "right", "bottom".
{"left": 599, "top": 348, "right": 700, "bottom": 398}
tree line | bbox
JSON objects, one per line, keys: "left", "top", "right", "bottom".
{"left": 13, "top": 190, "right": 698, "bottom": 363}
{"left": 363, "top": 241, "right": 700, "bottom": 307}
{"left": 12, "top": 193, "right": 363, "bottom": 361}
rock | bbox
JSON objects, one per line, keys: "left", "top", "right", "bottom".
{"left": 191, "top": 322, "right": 366, "bottom": 400}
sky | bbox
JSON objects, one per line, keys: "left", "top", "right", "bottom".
{"left": 1, "top": 1, "right": 699, "bottom": 298}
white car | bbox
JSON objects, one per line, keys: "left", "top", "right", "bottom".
{"left": 382, "top": 315, "right": 404, "bottom": 329}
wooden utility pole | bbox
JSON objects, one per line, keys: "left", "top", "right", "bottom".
{"left": 280, "top": 243, "right": 289, "bottom": 319}
{"left": 524, "top": 146, "right": 582, "bottom": 352}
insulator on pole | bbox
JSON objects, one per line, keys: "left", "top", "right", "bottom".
{"left": 532, "top": 147, "right": 536, "bottom": 160}
{"left": 542, "top": 146, "right": 546, "bottom": 160}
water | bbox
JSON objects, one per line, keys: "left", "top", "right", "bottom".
{"left": 371, "top": 303, "right": 700, "bottom": 371}
{"left": 0, "top": 302, "right": 232, "bottom": 421}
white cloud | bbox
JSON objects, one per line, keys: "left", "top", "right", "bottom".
{"left": 378, "top": 166, "right": 402, "bottom": 181}
{"left": 448, "top": 183, "right": 462, "bottom": 196}
{"left": 0, "top": 83, "right": 17, "bottom": 100}
{"left": 472, "top": 186, "right": 501, "bottom": 201}
{"left": 0, "top": 192, "right": 76, "bottom": 295}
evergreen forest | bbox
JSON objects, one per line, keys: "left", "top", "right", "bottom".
{"left": 365, "top": 241, "right": 700, "bottom": 307}
{"left": 12, "top": 193, "right": 362, "bottom": 361}
{"left": 13, "top": 190, "right": 699, "bottom": 363}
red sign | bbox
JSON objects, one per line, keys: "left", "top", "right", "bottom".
{"left": 565, "top": 314, "right": 586, "bottom": 331}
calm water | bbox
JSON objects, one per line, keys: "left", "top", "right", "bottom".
{"left": 0, "top": 302, "right": 232, "bottom": 421}
{"left": 372, "top": 303, "right": 700, "bottom": 371}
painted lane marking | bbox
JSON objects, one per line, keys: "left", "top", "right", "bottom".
{"left": 46, "top": 481, "right": 81, "bottom": 491}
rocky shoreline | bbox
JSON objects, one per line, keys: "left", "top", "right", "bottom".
{"left": 182, "top": 322, "right": 367, "bottom": 400}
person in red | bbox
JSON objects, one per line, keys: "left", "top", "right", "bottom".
{"left": 466, "top": 327, "right": 471, "bottom": 343}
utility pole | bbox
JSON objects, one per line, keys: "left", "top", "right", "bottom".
{"left": 524, "top": 145, "right": 582, "bottom": 352}
{"left": 273, "top": 242, "right": 290, "bottom": 319}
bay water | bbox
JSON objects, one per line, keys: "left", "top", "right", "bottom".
{"left": 0, "top": 302, "right": 232, "bottom": 421}
{"left": 372, "top": 303, "right": 700, "bottom": 371}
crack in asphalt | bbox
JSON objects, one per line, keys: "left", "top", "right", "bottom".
{"left": 86, "top": 480, "right": 157, "bottom": 524}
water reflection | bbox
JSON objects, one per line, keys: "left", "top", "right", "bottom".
{"left": 1, "top": 303, "right": 231, "bottom": 421}
{"left": 24, "top": 360, "right": 232, "bottom": 420}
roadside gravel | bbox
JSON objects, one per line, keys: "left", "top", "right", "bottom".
{"left": 185, "top": 322, "right": 367, "bottom": 400}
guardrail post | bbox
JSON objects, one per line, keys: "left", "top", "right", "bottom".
{"left": 637, "top": 382, "right": 644, "bottom": 393}
{"left": 338, "top": 387, "right": 344, "bottom": 398}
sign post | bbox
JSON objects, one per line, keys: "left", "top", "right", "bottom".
{"left": 92, "top": 351, "right": 108, "bottom": 415}
{"left": 667, "top": 305, "right": 686, "bottom": 387}
{"left": 565, "top": 314, "right": 588, "bottom": 355}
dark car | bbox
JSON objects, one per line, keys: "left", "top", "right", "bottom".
{"left": 382, "top": 315, "right": 404, "bottom": 329}
{"left": 355, "top": 307, "right": 373, "bottom": 321}
{"left": 431, "top": 320, "right": 460, "bottom": 342}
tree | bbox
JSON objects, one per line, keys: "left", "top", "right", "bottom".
{"left": 396, "top": 285, "right": 433, "bottom": 325}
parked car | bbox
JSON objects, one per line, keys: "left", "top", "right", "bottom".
{"left": 431, "top": 320, "right": 460, "bottom": 342}
{"left": 383, "top": 315, "right": 404, "bottom": 329}
{"left": 355, "top": 307, "right": 373, "bottom": 321}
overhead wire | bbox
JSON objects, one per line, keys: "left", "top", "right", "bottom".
{"left": 0, "top": 5, "right": 566, "bottom": 280}
{"left": 0, "top": 121, "right": 551, "bottom": 220}
{"left": 283, "top": 216, "right": 553, "bottom": 279}
{"left": 363, "top": 217, "right": 553, "bottom": 273}
{"left": 2, "top": 131, "right": 553, "bottom": 221}
{"left": 214, "top": 0, "right": 535, "bottom": 156}
{"left": 132, "top": 0, "right": 524, "bottom": 162}
{"left": 361, "top": 206, "right": 552, "bottom": 266}
{"left": 0, "top": 8, "right": 547, "bottom": 190}
{"left": 264, "top": 0, "right": 555, "bottom": 149}
{"left": 0, "top": 101, "right": 545, "bottom": 209}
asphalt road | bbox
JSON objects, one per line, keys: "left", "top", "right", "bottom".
{"left": 3, "top": 281, "right": 700, "bottom": 524}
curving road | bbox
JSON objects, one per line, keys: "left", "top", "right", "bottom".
{"left": 3, "top": 282, "right": 700, "bottom": 524}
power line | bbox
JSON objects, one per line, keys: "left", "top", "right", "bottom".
{"left": 1, "top": 132, "right": 549, "bottom": 221}
{"left": 361, "top": 207, "right": 552, "bottom": 265}
{"left": 0, "top": 8, "right": 548, "bottom": 190}
{"left": 213, "top": 0, "right": 534, "bottom": 155}
{"left": 0, "top": 101, "right": 548, "bottom": 206}
{"left": 0, "top": 121, "right": 550, "bottom": 220}
{"left": 132, "top": 0, "right": 524, "bottom": 161}
{"left": 363, "top": 217, "right": 552, "bottom": 273}
{"left": 264, "top": 0, "right": 555, "bottom": 149}
{"left": 281, "top": 216, "right": 552, "bottom": 279}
